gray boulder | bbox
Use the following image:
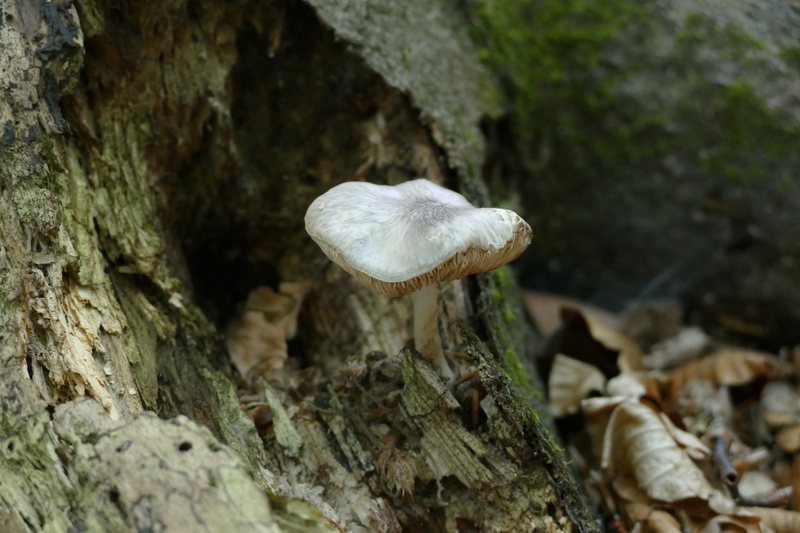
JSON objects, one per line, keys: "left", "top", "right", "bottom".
{"left": 477, "top": 0, "right": 800, "bottom": 346}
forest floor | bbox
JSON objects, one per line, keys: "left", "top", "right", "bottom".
{"left": 524, "top": 291, "right": 800, "bottom": 533}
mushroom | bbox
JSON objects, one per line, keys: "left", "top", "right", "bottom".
{"left": 304, "top": 178, "right": 532, "bottom": 378}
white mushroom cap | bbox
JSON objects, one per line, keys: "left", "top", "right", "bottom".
{"left": 305, "top": 179, "right": 532, "bottom": 297}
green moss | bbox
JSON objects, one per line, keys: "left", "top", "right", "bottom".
{"left": 677, "top": 13, "right": 766, "bottom": 63}
{"left": 74, "top": 0, "right": 106, "bottom": 37}
{"left": 781, "top": 46, "right": 800, "bottom": 64}
{"left": 548, "top": 433, "right": 565, "bottom": 456}
{"left": 482, "top": 267, "right": 542, "bottom": 400}
{"left": 674, "top": 12, "right": 704, "bottom": 44}
{"left": 491, "top": 267, "right": 518, "bottom": 324}
{"left": 502, "top": 305, "right": 516, "bottom": 323}
{"left": 472, "top": 0, "right": 646, "bottom": 146}
{"left": 492, "top": 264, "right": 511, "bottom": 288}
{"left": 471, "top": 0, "right": 683, "bottom": 169}
{"left": 671, "top": 16, "right": 799, "bottom": 183}
{"left": 682, "top": 80, "right": 800, "bottom": 183}
{"left": 472, "top": 1, "right": 795, "bottom": 186}
{"left": 500, "top": 341, "right": 542, "bottom": 400}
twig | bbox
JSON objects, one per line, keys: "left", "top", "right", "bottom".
{"left": 712, "top": 434, "right": 740, "bottom": 487}
{"left": 736, "top": 486, "right": 792, "bottom": 508}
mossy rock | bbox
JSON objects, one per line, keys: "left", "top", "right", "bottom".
{"left": 473, "top": 0, "right": 800, "bottom": 346}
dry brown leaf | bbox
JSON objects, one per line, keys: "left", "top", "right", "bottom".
{"left": 741, "top": 507, "right": 800, "bottom": 533}
{"left": 603, "top": 399, "right": 714, "bottom": 503}
{"left": 276, "top": 281, "right": 311, "bottom": 337}
{"left": 583, "top": 396, "right": 627, "bottom": 456}
{"left": 227, "top": 312, "right": 289, "bottom": 378}
{"left": 245, "top": 281, "right": 311, "bottom": 338}
{"left": 761, "top": 382, "right": 800, "bottom": 430}
{"left": 667, "top": 349, "right": 784, "bottom": 400}
{"left": 614, "top": 475, "right": 661, "bottom": 523}
{"left": 614, "top": 484, "right": 663, "bottom": 533}
{"left": 542, "top": 309, "right": 623, "bottom": 381}
{"left": 738, "top": 471, "right": 778, "bottom": 500}
{"left": 639, "top": 509, "right": 683, "bottom": 533}
{"left": 244, "top": 286, "right": 295, "bottom": 319}
{"left": 776, "top": 424, "right": 800, "bottom": 453}
{"left": 707, "top": 490, "right": 739, "bottom": 516}
{"left": 227, "top": 282, "right": 310, "bottom": 379}
{"left": 657, "top": 411, "right": 710, "bottom": 459}
{"left": 771, "top": 460, "right": 794, "bottom": 491}
{"left": 696, "top": 514, "right": 763, "bottom": 533}
{"left": 606, "top": 372, "right": 664, "bottom": 402}
{"left": 615, "top": 476, "right": 736, "bottom": 529}
{"left": 586, "top": 314, "right": 645, "bottom": 373}
{"left": 657, "top": 488, "right": 737, "bottom": 522}
{"left": 522, "top": 290, "right": 622, "bottom": 336}
{"left": 548, "top": 354, "right": 607, "bottom": 417}
{"left": 672, "top": 380, "right": 733, "bottom": 438}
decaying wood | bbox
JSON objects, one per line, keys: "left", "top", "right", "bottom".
{"left": 0, "top": 0, "right": 598, "bottom": 531}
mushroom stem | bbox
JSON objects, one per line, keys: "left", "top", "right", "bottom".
{"left": 412, "top": 283, "right": 453, "bottom": 379}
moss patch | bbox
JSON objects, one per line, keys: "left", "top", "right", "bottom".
{"left": 683, "top": 80, "right": 800, "bottom": 182}
{"left": 478, "top": 267, "right": 543, "bottom": 401}
{"left": 472, "top": 1, "right": 798, "bottom": 185}
{"left": 472, "top": 0, "right": 646, "bottom": 150}
{"left": 780, "top": 45, "right": 800, "bottom": 65}
{"left": 677, "top": 13, "right": 766, "bottom": 59}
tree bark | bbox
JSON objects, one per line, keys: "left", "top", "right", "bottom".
{"left": 0, "top": 0, "right": 597, "bottom": 531}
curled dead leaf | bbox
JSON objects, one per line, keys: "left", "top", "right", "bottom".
{"left": 245, "top": 286, "right": 295, "bottom": 320}
{"left": 585, "top": 312, "right": 645, "bottom": 373}
{"left": 776, "top": 424, "right": 800, "bottom": 453}
{"left": 737, "top": 471, "right": 777, "bottom": 500}
{"left": 672, "top": 380, "right": 733, "bottom": 438}
{"left": 227, "top": 281, "right": 310, "bottom": 379}
{"left": 667, "top": 349, "right": 785, "bottom": 400}
{"left": 614, "top": 475, "right": 660, "bottom": 522}
{"left": 696, "top": 514, "right": 763, "bottom": 533}
{"left": 548, "top": 354, "right": 607, "bottom": 417}
{"left": 522, "top": 291, "right": 622, "bottom": 336}
{"left": 245, "top": 281, "right": 311, "bottom": 339}
{"left": 602, "top": 399, "right": 713, "bottom": 503}
{"left": 639, "top": 509, "right": 682, "bottom": 533}
{"left": 227, "top": 312, "right": 289, "bottom": 378}
{"left": 541, "top": 308, "right": 644, "bottom": 385}
{"left": 606, "top": 372, "right": 664, "bottom": 402}
{"left": 741, "top": 507, "right": 800, "bottom": 533}
{"left": 657, "top": 411, "right": 710, "bottom": 459}
{"left": 761, "top": 382, "right": 800, "bottom": 430}
{"left": 583, "top": 395, "right": 627, "bottom": 457}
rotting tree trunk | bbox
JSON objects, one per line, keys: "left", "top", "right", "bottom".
{"left": 0, "top": 0, "right": 598, "bottom": 532}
